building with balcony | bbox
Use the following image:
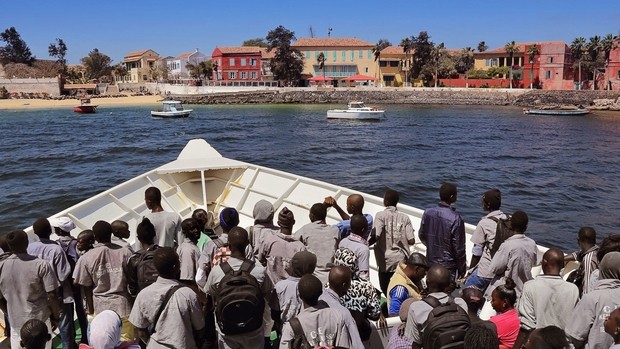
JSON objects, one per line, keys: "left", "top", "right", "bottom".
{"left": 378, "top": 46, "right": 410, "bottom": 87}
{"left": 291, "top": 37, "right": 377, "bottom": 86}
{"left": 120, "top": 49, "right": 159, "bottom": 83}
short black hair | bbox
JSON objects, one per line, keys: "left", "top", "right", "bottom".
{"left": 482, "top": 188, "right": 501, "bottom": 210}
{"left": 136, "top": 217, "right": 156, "bottom": 244}
{"left": 464, "top": 323, "right": 498, "bottom": 349}
{"left": 597, "top": 234, "right": 620, "bottom": 262}
{"left": 350, "top": 214, "right": 368, "bottom": 235}
{"left": 92, "top": 220, "right": 112, "bottom": 243}
{"left": 384, "top": 189, "right": 399, "bottom": 206}
{"left": 511, "top": 210, "right": 529, "bottom": 233}
{"left": 153, "top": 247, "right": 179, "bottom": 277}
{"left": 20, "top": 318, "right": 50, "bottom": 349}
{"left": 529, "top": 326, "right": 569, "bottom": 349}
{"left": 298, "top": 274, "right": 323, "bottom": 306}
{"left": 0, "top": 232, "right": 10, "bottom": 252}
{"left": 145, "top": 187, "right": 162, "bottom": 203}
{"left": 7, "top": 230, "right": 28, "bottom": 252}
{"left": 578, "top": 226, "right": 596, "bottom": 245}
{"left": 439, "top": 182, "right": 457, "bottom": 201}
{"left": 32, "top": 218, "right": 52, "bottom": 239}
{"left": 309, "top": 203, "right": 327, "bottom": 221}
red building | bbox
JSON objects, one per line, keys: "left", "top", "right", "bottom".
{"left": 211, "top": 46, "right": 264, "bottom": 81}
{"left": 606, "top": 39, "right": 620, "bottom": 90}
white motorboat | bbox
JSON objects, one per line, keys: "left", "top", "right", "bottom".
{"left": 523, "top": 108, "right": 590, "bottom": 116}
{"left": 151, "top": 100, "right": 193, "bottom": 118}
{"left": 19, "top": 139, "right": 576, "bottom": 348}
{"left": 326, "top": 101, "right": 385, "bottom": 120}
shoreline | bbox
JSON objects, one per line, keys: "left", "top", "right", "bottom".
{"left": 0, "top": 95, "right": 163, "bottom": 110}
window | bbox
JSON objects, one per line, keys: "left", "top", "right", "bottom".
{"left": 545, "top": 70, "right": 551, "bottom": 79}
{"left": 251, "top": 72, "right": 257, "bottom": 79}
{"left": 368, "top": 50, "right": 372, "bottom": 59}
{"left": 350, "top": 51, "right": 354, "bottom": 61}
{"left": 250, "top": 59, "right": 256, "bottom": 66}
{"left": 229, "top": 72, "right": 236, "bottom": 79}
{"left": 342, "top": 51, "right": 346, "bottom": 61}
{"left": 332, "top": 50, "right": 336, "bottom": 61}
{"left": 306, "top": 51, "right": 310, "bottom": 60}
{"left": 617, "top": 70, "right": 620, "bottom": 79}
{"left": 241, "top": 72, "right": 247, "bottom": 79}
{"left": 142, "top": 75, "right": 147, "bottom": 81}
{"left": 548, "top": 57, "right": 554, "bottom": 64}
{"left": 241, "top": 58, "right": 246, "bottom": 66}
{"left": 389, "top": 61, "right": 399, "bottom": 67}
{"left": 379, "top": 61, "right": 387, "bottom": 67}
{"left": 485, "top": 59, "right": 498, "bottom": 67}
{"left": 314, "top": 51, "right": 318, "bottom": 59}
{"left": 365, "top": 67, "right": 369, "bottom": 73}
{"left": 229, "top": 58, "right": 235, "bottom": 66}
{"left": 359, "top": 50, "right": 363, "bottom": 58}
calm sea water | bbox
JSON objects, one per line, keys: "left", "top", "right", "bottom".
{"left": 1, "top": 103, "right": 619, "bottom": 251}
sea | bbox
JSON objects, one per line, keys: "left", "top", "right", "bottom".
{"left": 1, "top": 103, "right": 619, "bottom": 252}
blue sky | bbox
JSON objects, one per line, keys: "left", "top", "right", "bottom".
{"left": 1, "top": 0, "right": 619, "bottom": 65}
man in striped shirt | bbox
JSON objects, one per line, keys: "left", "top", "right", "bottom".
{"left": 565, "top": 227, "right": 599, "bottom": 295}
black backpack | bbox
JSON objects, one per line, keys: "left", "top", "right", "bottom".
{"left": 135, "top": 246, "right": 161, "bottom": 291}
{"left": 421, "top": 296, "right": 471, "bottom": 349}
{"left": 211, "top": 260, "right": 264, "bottom": 335}
{"left": 488, "top": 215, "right": 514, "bottom": 258}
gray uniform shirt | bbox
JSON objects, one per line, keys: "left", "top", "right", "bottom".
{"left": 27, "top": 239, "right": 71, "bottom": 283}
{"left": 111, "top": 236, "right": 133, "bottom": 251}
{"left": 177, "top": 239, "right": 200, "bottom": 281}
{"left": 279, "top": 301, "right": 352, "bottom": 349}
{"left": 294, "top": 222, "right": 338, "bottom": 284}
{"left": 518, "top": 274, "right": 579, "bottom": 330}
{"left": 338, "top": 234, "right": 370, "bottom": 280}
{"left": 470, "top": 210, "right": 506, "bottom": 278}
{"left": 485, "top": 234, "right": 538, "bottom": 299}
{"left": 0, "top": 253, "right": 60, "bottom": 329}
{"left": 129, "top": 277, "right": 204, "bottom": 349}
{"left": 73, "top": 243, "right": 133, "bottom": 317}
{"left": 373, "top": 206, "right": 415, "bottom": 272}
{"left": 275, "top": 277, "right": 302, "bottom": 322}
{"left": 145, "top": 211, "right": 183, "bottom": 248}
{"left": 319, "top": 288, "right": 364, "bottom": 349}
{"left": 257, "top": 231, "right": 306, "bottom": 286}
{"left": 403, "top": 292, "right": 467, "bottom": 344}
{"left": 565, "top": 279, "right": 620, "bottom": 349}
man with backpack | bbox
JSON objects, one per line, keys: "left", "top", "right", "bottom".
{"left": 204, "top": 226, "right": 273, "bottom": 349}
{"left": 403, "top": 265, "right": 470, "bottom": 349}
{"left": 125, "top": 217, "right": 160, "bottom": 298}
{"left": 464, "top": 188, "right": 507, "bottom": 291}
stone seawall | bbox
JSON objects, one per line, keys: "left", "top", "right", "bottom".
{"left": 173, "top": 89, "right": 620, "bottom": 109}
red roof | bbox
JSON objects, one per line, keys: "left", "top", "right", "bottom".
{"left": 342, "top": 74, "right": 378, "bottom": 81}
{"left": 216, "top": 46, "right": 263, "bottom": 54}
{"left": 308, "top": 75, "right": 333, "bottom": 81}
{"left": 292, "top": 38, "right": 374, "bottom": 48}
{"left": 381, "top": 46, "right": 406, "bottom": 54}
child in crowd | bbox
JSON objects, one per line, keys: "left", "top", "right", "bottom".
{"left": 19, "top": 319, "right": 52, "bottom": 349}
{"left": 489, "top": 278, "right": 520, "bottom": 348}
{"left": 177, "top": 218, "right": 203, "bottom": 298}
{"left": 76, "top": 230, "right": 95, "bottom": 255}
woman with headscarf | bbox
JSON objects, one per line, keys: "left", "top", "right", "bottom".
{"left": 566, "top": 251, "right": 620, "bottom": 349}
{"left": 79, "top": 310, "right": 140, "bottom": 349}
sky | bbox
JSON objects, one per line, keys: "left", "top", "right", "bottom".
{"left": 1, "top": 0, "right": 619, "bottom": 65}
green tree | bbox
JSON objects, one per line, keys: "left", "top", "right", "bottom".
{"left": 266, "top": 25, "right": 304, "bottom": 86}
{"left": 0, "top": 27, "right": 35, "bottom": 65}
{"left": 587, "top": 36, "right": 602, "bottom": 90}
{"left": 571, "top": 37, "right": 586, "bottom": 90}
{"left": 600, "top": 34, "right": 617, "bottom": 90}
{"left": 316, "top": 51, "right": 326, "bottom": 83}
{"left": 113, "top": 63, "right": 129, "bottom": 83}
{"left": 371, "top": 39, "right": 391, "bottom": 82}
{"left": 455, "top": 47, "right": 474, "bottom": 88}
{"left": 186, "top": 61, "right": 212, "bottom": 80}
{"left": 400, "top": 37, "right": 413, "bottom": 86}
{"left": 80, "top": 48, "right": 113, "bottom": 81}
{"left": 526, "top": 44, "right": 540, "bottom": 89}
{"left": 504, "top": 41, "right": 520, "bottom": 88}
{"left": 410, "top": 31, "right": 434, "bottom": 84}
{"left": 422, "top": 43, "right": 455, "bottom": 87}
{"left": 242, "top": 38, "right": 268, "bottom": 47}
{"left": 477, "top": 41, "right": 488, "bottom": 52}
{"left": 48, "top": 38, "right": 68, "bottom": 74}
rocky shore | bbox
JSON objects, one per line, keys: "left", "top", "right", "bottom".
{"left": 173, "top": 89, "right": 620, "bottom": 110}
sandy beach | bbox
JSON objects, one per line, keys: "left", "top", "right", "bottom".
{"left": 0, "top": 95, "right": 163, "bottom": 110}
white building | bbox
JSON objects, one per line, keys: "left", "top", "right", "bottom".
{"left": 167, "top": 49, "right": 209, "bottom": 80}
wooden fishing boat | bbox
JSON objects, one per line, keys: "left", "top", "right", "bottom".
{"left": 73, "top": 98, "right": 98, "bottom": 114}
{"left": 19, "top": 139, "right": 576, "bottom": 348}
{"left": 523, "top": 108, "right": 590, "bottom": 116}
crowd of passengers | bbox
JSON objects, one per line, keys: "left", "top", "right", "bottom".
{"left": 2, "top": 183, "right": 620, "bottom": 349}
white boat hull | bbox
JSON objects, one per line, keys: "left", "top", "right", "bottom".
{"left": 150, "top": 109, "right": 193, "bottom": 118}
{"left": 19, "top": 139, "right": 576, "bottom": 348}
{"left": 327, "top": 110, "right": 385, "bottom": 120}
{"left": 523, "top": 108, "right": 590, "bottom": 115}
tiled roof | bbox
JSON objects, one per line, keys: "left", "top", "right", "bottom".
{"left": 480, "top": 41, "right": 566, "bottom": 55}
{"left": 125, "top": 49, "right": 150, "bottom": 58}
{"left": 260, "top": 48, "right": 276, "bottom": 59}
{"left": 217, "top": 46, "right": 263, "bottom": 54}
{"left": 177, "top": 52, "right": 194, "bottom": 59}
{"left": 292, "top": 38, "right": 374, "bottom": 48}
{"left": 381, "top": 46, "right": 406, "bottom": 54}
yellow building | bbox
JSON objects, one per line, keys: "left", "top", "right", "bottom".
{"left": 473, "top": 44, "right": 526, "bottom": 78}
{"left": 378, "top": 46, "right": 411, "bottom": 87}
{"left": 292, "top": 38, "right": 377, "bottom": 86}
{"left": 121, "top": 49, "right": 160, "bottom": 83}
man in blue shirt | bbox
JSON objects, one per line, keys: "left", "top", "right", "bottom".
{"left": 419, "top": 182, "right": 466, "bottom": 283}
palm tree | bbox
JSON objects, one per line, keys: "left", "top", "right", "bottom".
{"left": 526, "top": 44, "right": 540, "bottom": 89}
{"left": 317, "top": 52, "right": 326, "bottom": 85}
{"left": 432, "top": 43, "right": 445, "bottom": 88}
{"left": 587, "top": 36, "right": 602, "bottom": 90}
{"left": 400, "top": 37, "right": 412, "bottom": 86}
{"left": 571, "top": 37, "right": 586, "bottom": 90}
{"left": 372, "top": 43, "right": 382, "bottom": 82}
{"left": 477, "top": 41, "right": 488, "bottom": 52}
{"left": 504, "top": 41, "right": 520, "bottom": 89}
{"left": 600, "top": 34, "right": 617, "bottom": 90}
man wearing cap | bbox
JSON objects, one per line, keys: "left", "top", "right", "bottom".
{"left": 386, "top": 252, "right": 428, "bottom": 316}
{"left": 249, "top": 199, "right": 280, "bottom": 257}
{"left": 464, "top": 188, "right": 507, "bottom": 291}
{"left": 258, "top": 207, "right": 306, "bottom": 286}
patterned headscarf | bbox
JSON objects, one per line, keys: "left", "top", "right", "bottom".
{"left": 332, "top": 247, "right": 359, "bottom": 275}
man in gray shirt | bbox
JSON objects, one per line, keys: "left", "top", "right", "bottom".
{"left": 294, "top": 203, "right": 339, "bottom": 285}
{"left": 129, "top": 247, "right": 205, "bottom": 349}
{"left": 144, "top": 187, "right": 182, "bottom": 248}
{"left": 0, "top": 230, "right": 61, "bottom": 349}
{"left": 274, "top": 251, "right": 317, "bottom": 323}
{"left": 73, "top": 221, "right": 134, "bottom": 341}
{"left": 338, "top": 214, "right": 371, "bottom": 280}
{"left": 279, "top": 274, "right": 352, "bottom": 349}
{"left": 111, "top": 220, "right": 133, "bottom": 251}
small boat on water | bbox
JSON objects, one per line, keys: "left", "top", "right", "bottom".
{"left": 18, "top": 138, "right": 578, "bottom": 348}
{"left": 151, "top": 100, "right": 193, "bottom": 118}
{"left": 327, "top": 101, "right": 385, "bottom": 120}
{"left": 73, "top": 97, "right": 97, "bottom": 114}
{"left": 523, "top": 108, "right": 590, "bottom": 116}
